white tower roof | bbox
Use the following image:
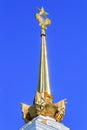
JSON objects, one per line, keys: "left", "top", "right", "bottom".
{"left": 20, "top": 115, "right": 70, "bottom": 130}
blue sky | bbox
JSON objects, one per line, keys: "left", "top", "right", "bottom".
{"left": 0, "top": 0, "right": 87, "bottom": 130}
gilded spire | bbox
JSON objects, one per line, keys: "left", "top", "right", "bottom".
{"left": 37, "top": 30, "right": 51, "bottom": 94}
{"left": 21, "top": 7, "right": 66, "bottom": 123}
{"left": 36, "top": 7, "right": 51, "bottom": 94}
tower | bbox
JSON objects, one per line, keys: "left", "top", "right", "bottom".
{"left": 20, "top": 7, "right": 70, "bottom": 130}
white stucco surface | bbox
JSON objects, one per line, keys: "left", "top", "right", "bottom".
{"left": 20, "top": 115, "right": 70, "bottom": 130}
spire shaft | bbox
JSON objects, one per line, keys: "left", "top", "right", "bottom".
{"left": 37, "top": 30, "right": 51, "bottom": 94}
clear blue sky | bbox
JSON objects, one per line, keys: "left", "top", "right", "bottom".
{"left": 0, "top": 0, "right": 87, "bottom": 130}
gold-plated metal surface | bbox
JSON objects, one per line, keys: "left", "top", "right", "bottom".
{"left": 21, "top": 7, "right": 66, "bottom": 123}
{"left": 21, "top": 98, "right": 66, "bottom": 123}
{"left": 35, "top": 7, "right": 51, "bottom": 95}
{"left": 37, "top": 30, "right": 51, "bottom": 94}
{"left": 41, "top": 119, "right": 47, "bottom": 124}
{"left": 35, "top": 7, "right": 51, "bottom": 30}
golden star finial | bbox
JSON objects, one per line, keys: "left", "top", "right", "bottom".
{"left": 37, "top": 7, "right": 48, "bottom": 18}
{"left": 35, "top": 7, "right": 51, "bottom": 30}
